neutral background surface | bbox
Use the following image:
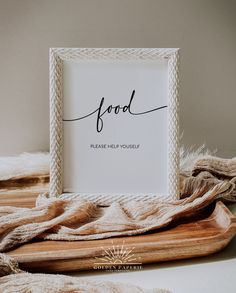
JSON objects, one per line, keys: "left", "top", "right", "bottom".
{"left": 0, "top": 0, "right": 236, "bottom": 157}
{"left": 76, "top": 235, "right": 236, "bottom": 293}
{"left": 71, "top": 204, "right": 236, "bottom": 293}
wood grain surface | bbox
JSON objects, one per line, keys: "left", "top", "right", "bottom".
{"left": 1, "top": 177, "right": 236, "bottom": 273}
{"left": 0, "top": 175, "right": 48, "bottom": 207}
{"left": 5, "top": 201, "right": 236, "bottom": 273}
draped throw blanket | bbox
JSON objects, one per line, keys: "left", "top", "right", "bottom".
{"left": 0, "top": 155, "right": 235, "bottom": 253}
{"left": 0, "top": 151, "right": 236, "bottom": 292}
{"left": 0, "top": 181, "right": 232, "bottom": 253}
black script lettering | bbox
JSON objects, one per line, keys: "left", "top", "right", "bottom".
{"left": 63, "top": 90, "right": 167, "bottom": 133}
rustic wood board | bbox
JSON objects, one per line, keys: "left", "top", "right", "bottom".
{"left": 0, "top": 175, "right": 48, "bottom": 207}
{"left": 5, "top": 201, "right": 236, "bottom": 273}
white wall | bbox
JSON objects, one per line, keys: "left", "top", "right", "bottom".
{"left": 0, "top": 0, "right": 235, "bottom": 157}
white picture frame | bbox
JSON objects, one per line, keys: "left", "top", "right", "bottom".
{"left": 50, "top": 48, "right": 180, "bottom": 205}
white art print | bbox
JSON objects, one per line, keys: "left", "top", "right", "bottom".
{"left": 50, "top": 48, "right": 179, "bottom": 205}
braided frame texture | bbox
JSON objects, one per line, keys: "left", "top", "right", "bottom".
{"left": 50, "top": 48, "right": 180, "bottom": 204}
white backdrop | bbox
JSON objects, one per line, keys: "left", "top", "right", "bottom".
{"left": 0, "top": 0, "right": 236, "bottom": 157}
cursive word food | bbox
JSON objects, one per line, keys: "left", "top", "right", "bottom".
{"left": 63, "top": 90, "right": 167, "bottom": 133}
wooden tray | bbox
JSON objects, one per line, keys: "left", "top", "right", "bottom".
{"left": 6, "top": 201, "right": 236, "bottom": 273}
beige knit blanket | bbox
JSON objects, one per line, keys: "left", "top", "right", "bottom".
{"left": 0, "top": 154, "right": 236, "bottom": 292}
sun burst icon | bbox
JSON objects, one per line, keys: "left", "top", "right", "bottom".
{"left": 94, "top": 240, "right": 142, "bottom": 265}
